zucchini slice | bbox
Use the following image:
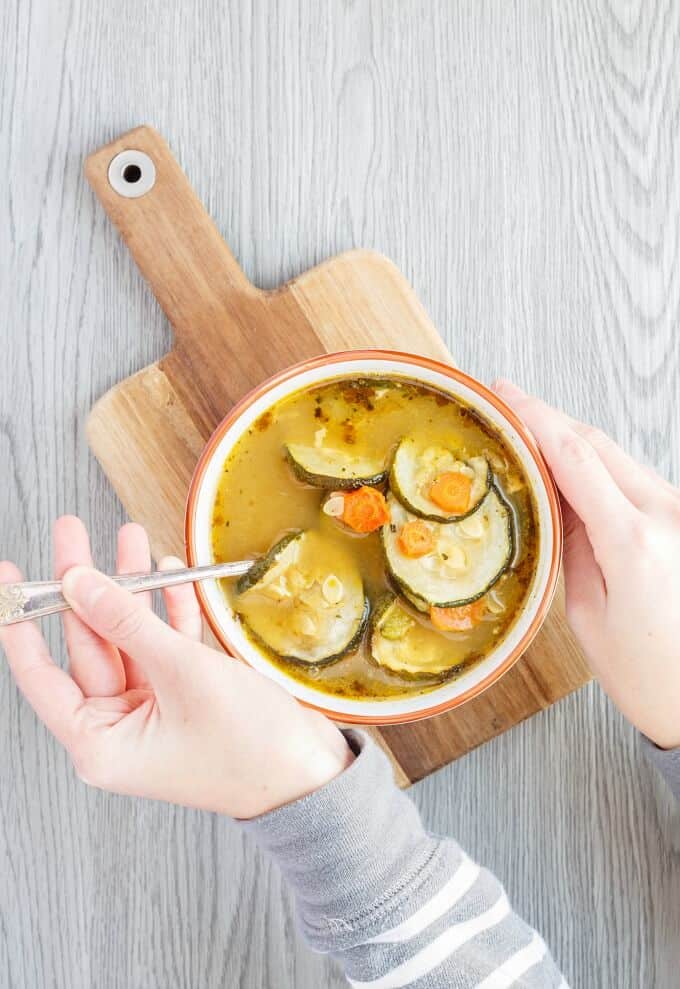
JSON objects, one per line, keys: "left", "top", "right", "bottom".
{"left": 390, "top": 437, "right": 491, "bottom": 521}
{"left": 370, "top": 593, "right": 468, "bottom": 679}
{"left": 382, "top": 489, "right": 513, "bottom": 609}
{"left": 285, "top": 443, "right": 387, "bottom": 490}
{"left": 235, "top": 530, "right": 369, "bottom": 665}
{"left": 236, "top": 531, "right": 304, "bottom": 595}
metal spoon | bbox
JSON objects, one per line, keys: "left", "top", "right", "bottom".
{"left": 0, "top": 560, "right": 252, "bottom": 627}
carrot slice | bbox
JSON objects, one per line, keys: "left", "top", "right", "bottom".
{"left": 397, "top": 520, "right": 435, "bottom": 558}
{"left": 341, "top": 486, "right": 390, "bottom": 533}
{"left": 428, "top": 471, "right": 472, "bottom": 514}
{"left": 430, "top": 598, "right": 486, "bottom": 631}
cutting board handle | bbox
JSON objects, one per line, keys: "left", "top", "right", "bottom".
{"left": 85, "top": 126, "right": 257, "bottom": 342}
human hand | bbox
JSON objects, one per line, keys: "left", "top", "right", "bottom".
{"left": 0, "top": 517, "right": 353, "bottom": 818}
{"left": 495, "top": 380, "right": 680, "bottom": 750}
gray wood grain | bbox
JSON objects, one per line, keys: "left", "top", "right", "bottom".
{"left": 1, "top": 0, "right": 679, "bottom": 986}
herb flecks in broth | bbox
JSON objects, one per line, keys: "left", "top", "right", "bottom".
{"left": 211, "top": 376, "right": 539, "bottom": 701}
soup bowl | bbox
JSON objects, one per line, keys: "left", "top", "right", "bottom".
{"left": 185, "top": 350, "right": 562, "bottom": 725}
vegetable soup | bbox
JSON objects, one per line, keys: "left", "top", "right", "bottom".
{"left": 211, "top": 376, "right": 539, "bottom": 701}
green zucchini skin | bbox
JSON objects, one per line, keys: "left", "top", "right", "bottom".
{"left": 389, "top": 579, "right": 430, "bottom": 614}
{"left": 243, "top": 596, "right": 370, "bottom": 668}
{"left": 236, "top": 531, "right": 303, "bottom": 595}
{"left": 370, "top": 591, "right": 398, "bottom": 630}
{"left": 284, "top": 444, "right": 387, "bottom": 490}
{"left": 368, "top": 592, "right": 467, "bottom": 681}
{"left": 389, "top": 438, "right": 492, "bottom": 522}
{"left": 381, "top": 487, "right": 515, "bottom": 609}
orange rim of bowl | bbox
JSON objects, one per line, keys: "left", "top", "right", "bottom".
{"left": 185, "top": 349, "right": 563, "bottom": 726}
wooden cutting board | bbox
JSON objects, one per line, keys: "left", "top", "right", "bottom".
{"left": 85, "top": 126, "right": 590, "bottom": 785}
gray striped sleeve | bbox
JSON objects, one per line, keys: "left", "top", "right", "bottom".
{"left": 641, "top": 735, "right": 680, "bottom": 801}
{"left": 243, "top": 730, "right": 565, "bottom": 988}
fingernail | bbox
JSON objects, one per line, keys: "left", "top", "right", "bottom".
{"left": 62, "top": 566, "right": 109, "bottom": 611}
{"left": 493, "top": 378, "right": 525, "bottom": 397}
{"left": 158, "top": 555, "right": 185, "bottom": 572}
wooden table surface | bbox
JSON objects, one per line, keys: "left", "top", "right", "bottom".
{"left": 1, "top": 2, "right": 679, "bottom": 987}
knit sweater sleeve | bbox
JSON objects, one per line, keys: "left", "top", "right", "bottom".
{"left": 243, "top": 731, "right": 566, "bottom": 988}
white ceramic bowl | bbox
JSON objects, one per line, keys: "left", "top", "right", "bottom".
{"left": 185, "top": 350, "right": 562, "bottom": 725}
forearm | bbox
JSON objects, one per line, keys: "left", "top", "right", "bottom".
{"left": 243, "top": 731, "right": 565, "bottom": 988}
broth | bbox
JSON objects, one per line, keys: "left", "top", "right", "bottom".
{"left": 211, "top": 376, "right": 539, "bottom": 701}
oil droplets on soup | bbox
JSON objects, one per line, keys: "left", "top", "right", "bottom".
{"left": 211, "top": 376, "right": 539, "bottom": 701}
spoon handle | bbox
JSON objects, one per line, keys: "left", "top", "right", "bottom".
{"left": 0, "top": 561, "right": 252, "bottom": 627}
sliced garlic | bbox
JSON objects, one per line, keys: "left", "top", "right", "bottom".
{"left": 314, "top": 427, "right": 327, "bottom": 449}
{"left": 505, "top": 474, "right": 525, "bottom": 493}
{"left": 441, "top": 544, "right": 468, "bottom": 572}
{"left": 299, "top": 585, "right": 321, "bottom": 608}
{"left": 458, "top": 512, "right": 486, "bottom": 539}
{"left": 484, "top": 448, "right": 509, "bottom": 473}
{"left": 263, "top": 576, "right": 292, "bottom": 600}
{"left": 287, "top": 567, "right": 314, "bottom": 592}
{"left": 298, "top": 614, "right": 317, "bottom": 638}
{"left": 436, "top": 537, "right": 458, "bottom": 556}
{"left": 486, "top": 588, "right": 505, "bottom": 615}
{"left": 323, "top": 494, "right": 345, "bottom": 518}
{"left": 322, "top": 574, "right": 344, "bottom": 605}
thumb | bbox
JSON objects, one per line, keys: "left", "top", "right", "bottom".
{"left": 493, "top": 379, "right": 635, "bottom": 556}
{"left": 62, "top": 566, "right": 184, "bottom": 677}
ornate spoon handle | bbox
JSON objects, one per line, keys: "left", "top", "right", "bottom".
{"left": 0, "top": 560, "right": 252, "bottom": 627}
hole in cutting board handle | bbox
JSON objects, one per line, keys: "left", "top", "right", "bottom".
{"left": 123, "top": 164, "right": 141, "bottom": 183}
{"left": 108, "top": 150, "right": 156, "bottom": 199}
